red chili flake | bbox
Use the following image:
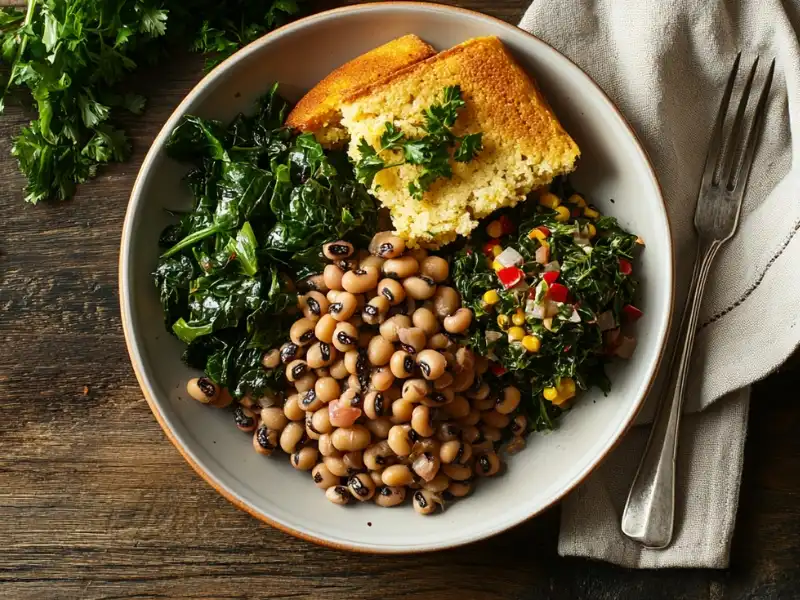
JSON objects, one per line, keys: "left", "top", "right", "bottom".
{"left": 483, "top": 239, "right": 501, "bottom": 256}
{"left": 548, "top": 283, "right": 569, "bottom": 303}
{"left": 619, "top": 258, "right": 633, "bottom": 275}
{"left": 543, "top": 270, "right": 560, "bottom": 285}
{"left": 489, "top": 363, "right": 507, "bottom": 376}
{"left": 498, "top": 215, "right": 514, "bottom": 235}
{"left": 497, "top": 266, "right": 524, "bottom": 289}
{"left": 623, "top": 304, "right": 644, "bottom": 321}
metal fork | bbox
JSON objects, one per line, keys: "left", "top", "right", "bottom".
{"left": 620, "top": 54, "right": 776, "bottom": 548}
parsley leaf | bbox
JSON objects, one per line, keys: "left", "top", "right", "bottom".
{"left": 454, "top": 132, "right": 483, "bottom": 162}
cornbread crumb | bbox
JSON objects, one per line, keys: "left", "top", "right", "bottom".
{"left": 340, "top": 36, "right": 580, "bottom": 247}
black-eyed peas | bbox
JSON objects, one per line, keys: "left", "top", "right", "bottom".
{"left": 360, "top": 255, "right": 385, "bottom": 270}
{"left": 383, "top": 255, "right": 419, "bottom": 279}
{"left": 370, "top": 367, "right": 395, "bottom": 391}
{"left": 390, "top": 350, "right": 416, "bottom": 379}
{"left": 370, "top": 470, "right": 384, "bottom": 487}
{"left": 377, "top": 278, "right": 406, "bottom": 306}
{"left": 419, "top": 256, "right": 449, "bottom": 282}
{"left": 329, "top": 291, "right": 358, "bottom": 322}
{"left": 446, "top": 479, "right": 472, "bottom": 498}
{"left": 286, "top": 359, "right": 309, "bottom": 383}
{"left": 365, "top": 417, "right": 393, "bottom": 439}
{"left": 293, "top": 372, "right": 316, "bottom": 393}
{"left": 460, "top": 425, "right": 482, "bottom": 445}
{"left": 496, "top": 386, "right": 521, "bottom": 414}
{"left": 412, "top": 489, "right": 442, "bottom": 515}
{"left": 311, "top": 406, "right": 334, "bottom": 435}
{"left": 402, "top": 378, "right": 429, "bottom": 402}
{"left": 187, "top": 377, "right": 219, "bottom": 404}
{"left": 412, "top": 307, "right": 439, "bottom": 336}
{"left": 379, "top": 314, "right": 411, "bottom": 342}
{"left": 440, "top": 440, "right": 472, "bottom": 464}
{"left": 367, "top": 335, "right": 394, "bottom": 367}
{"left": 314, "top": 314, "right": 338, "bottom": 344}
{"left": 472, "top": 394, "right": 495, "bottom": 412}
{"left": 458, "top": 408, "right": 481, "bottom": 427}
{"left": 298, "top": 388, "right": 323, "bottom": 412}
{"left": 432, "top": 286, "right": 460, "bottom": 319}
{"left": 280, "top": 421, "right": 306, "bottom": 454}
{"left": 467, "top": 381, "right": 491, "bottom": 401}
{"left": 426, "top": 389, "right": 454, "bottom": 407}
{"left": 444, "top": 395, "right": 470, "bottom": 419}
{"left": 253, "top": 426, "right": 279, "bottom": 455}
{"left": 314, "top": 377, "right": 340, "bottom": 404}
{"left": 510, "top": 415, "right": 527, "bottom": 436}
{"left": 387, "top": 424, "right": 413, "bottom": 456}
{"left": 443, "top": 307, "right": 474, "bottom": 334}
{"left": 363, "top": 296, "right": 390, "bottom": 324}
{"left": 312, "top": 463, "right": 339, "bottom": 489}
{"left": 391, "top": 398, "right": 415, "bottom": 424}
{"left": 482, "top": 410, "right": 511, "bottom": 429}
{"left": 302, "top": 273, "right": 328, "bottom": 293}
{"left": 261, "top": 349, "right": 281, "bottom": 370}
{"left": 375, "top": 485, "right": 406, "bottom": 507}
{"left": 411, "top": 451, "right": 440, "bottom": 482}
{"left": 363, "top": 391, "right": 389, "bottom": 420}
{"left": 329, "top": 358, "right": 349, "bottom": 380}
{"left": 341, "top": 266, "right": 379, "bottom": 294}
{"left": 369, "top": 232, "right": 406, "bottom": 259}
{"left": 442, "top": 462, "right": 473, "bottom": 481}
{"left": 450, "top": 369, "right": 475, "bottom": 393}
{"left": 261, "top": 407, "right": 288, "bottom": 431}
{"left": 299, "top": 291, "right": 329, "bottom": 321}
{"left": 416, "top": 349, "right": 446, "bottom": 380}
{"left": 347, "top": 472, "right": 376, "bottom": 501}
{"left": 280, "top": 342, "right": 302, "bottom": 364}
{"left": 323, "top": 453, "right": 350, "bottom": 477}
{"left": 331, "top": 425, "right": 371, "bottom": 452}
{"left": 283, "top": 394, "right": 305, "bottom": 421}
{"left": 291, "top": 446, "right": 318, "bottom": 471}
{"left": 325, "top": 485, "right": 351, "bottom": 505}
{"left": 436, "top": 422, "right": 460, "bottom": 442}
{"left": 481, "top": 424, "right": 502, "bottom": 443}
{"left": 476, "top": 452, "right": 501, "bottom": 477}
{"left": 403, "top": 276, "right": 437, "bottom": 300}
{"left": 397, "top": 327, "right": 426, "bottom": 353}
{"left": 381, "top": 464, "right": 414, "bottom": 486}
{"left": 323, "top": 264, "right": 344, "bottom": 290}
{"left": 234, "top": 406, "right": 257, "bottom": 432}
{"left": 290, "top": 318, "right": 317, "bottom": 346}
{"left": 411, "top": 405, "right": 434, "bottom": 438}
{"left": 332, "top": 322, "right": 358, "bottom": 352}
{"left": 427, "top": 332, "right": 451, "bottom": 350}
{"left": 323, "top": 240, "right": 354, "bottom": 260}
{"left": 433, "top": 372, "right": 455, "bottom": 390}
{"left": 306, "top": 341, "right": 337, "bottom": 369}
{"left": 343, "top": 451, "right": 364, "bottom": 474}
{"left": 318, "top": 433, "right": 335, "bottom": 456}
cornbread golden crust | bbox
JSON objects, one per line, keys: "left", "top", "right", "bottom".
{"left": 285, "top": 35, "right": 436, "bottom": 146}
{"left": 340, "top": 36, "right": 580, "bottom": 247}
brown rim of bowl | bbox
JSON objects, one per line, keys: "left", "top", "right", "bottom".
{"left": 119, "top": 1, "right": 675, "bottom": 554}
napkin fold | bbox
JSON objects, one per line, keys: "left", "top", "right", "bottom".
{"left": 520, "top": 0, "right": 800, "bottom": 568}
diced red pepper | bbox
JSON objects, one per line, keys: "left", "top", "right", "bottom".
{"left": 543, "top": 270, "right": 560, "bottom": 285}
{"left": 548, "top": 283, "right": 570, "bottom": 303}
{"left": 564, "top": 345, "right": 572, "bottom": 353}
{"left": 536, "top": 225, "right": 551, "bottom": 238}
{"left": 498, "top": 215, "right": 514, "bottom": 235}
{"left": 489, "top": 363, "right": 507, "bottom": 376}
{"left": 571, "top": 208, "right": 582, "bottom": 218}
{"left": 623, "top": 304, "right": 644, "bottom": 321}
{"left": 466, "top": 248, "right": 473, "bottom": 256}
{"left": 497, "top": 266, "right": 524, "bottom": 289}
{"left": 482, "top": 239, "right": 501, "bottom": 256}
{"left": 619, "top": 258, "right": 633, "bottom": 275}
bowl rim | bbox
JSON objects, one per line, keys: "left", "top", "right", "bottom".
{"left": 119, "top": 1, "right": 675, "bottom": 553}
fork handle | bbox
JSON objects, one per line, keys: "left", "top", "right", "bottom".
{"left": 620, "top": 238, "right": 721, "bottom": 548}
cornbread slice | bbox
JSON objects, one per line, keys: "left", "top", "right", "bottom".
{"left": 285, "top": 35, "right": 436, "bottom": 147}
{"left": 340, "top": 36, "right": 580, "bottom": 247}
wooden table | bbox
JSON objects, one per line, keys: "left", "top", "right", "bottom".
{"left": 2, "top": 1, "right": 798, "bottom": 598}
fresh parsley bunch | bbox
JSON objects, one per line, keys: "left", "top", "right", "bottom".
{"left": 355, "top": 85, "right": 483, "bottom": 199}
{"left": 0, "top": 0, "right": 301, "bottom": 204}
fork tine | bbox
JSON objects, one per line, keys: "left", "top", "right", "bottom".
{"left": 730, "top": 58, "right": 776, "bottom": 195}
{"left": 721, "top": 57, "right": 760, "bottom": 187}
{"left": 701, "top": 53, "right": 741, "bottom": 189}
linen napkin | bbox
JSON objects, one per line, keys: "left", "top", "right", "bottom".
{"left": 520, "top": 0, "right": 800, "bottom": 568}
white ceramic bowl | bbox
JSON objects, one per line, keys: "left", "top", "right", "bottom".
{"left": 120, "top": 2, "right": 673, "bottom": 552}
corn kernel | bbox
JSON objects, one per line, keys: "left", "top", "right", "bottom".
{"left": 586, "top": 223, "right": 597, "bottom": 238}
{"left": 496, "top": 314, "right": 510, "bottom": 330}
{"left": 528, "top": 228, "right": 547, "bottom": 241}
{"left": 554, "top": 205, "right": 571, "bottom": 222}
{"left": 584, "top": 207, "right": 600, "bottom": 219}
{"left": 491, "top": 245, "right": 503, "bottom": 257}
{"left": 486, "top": 220, "right": 503, "bottom": 238}
{"left": 557, "top": 377, "right": 577, "bottom": 399}
{"left": 540, "top": 239, "right": 550, "bottom": 250}
{"left": 483, "top": 290, "right": 500, "bottom": 305}
{"left": 539, "top": 192, "right": 561, "bottom": 209}
{"left": 543, "top": 387, "right": 559, "bottom": 401}
{"left": 491, "top": 259, "right": 503, "bottom": 271}
{"left": 522, "top": 335, "right": 541, "bottom": 353}
{"left": 567, "top": 194, "right": 587, "bottom": 207}
{"left": 512, "top": 310, "right": 525, "bottom": 326}
{"left": 507, "top": 326, "right": 525, "bottom": 342}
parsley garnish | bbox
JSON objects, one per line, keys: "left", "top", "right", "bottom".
{"left": 354, "top": 85, "right": 483, "bottom": 199}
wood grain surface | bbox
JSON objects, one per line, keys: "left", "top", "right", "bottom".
{"left": 1, "top": 2, "right": 798, "bottom": 599}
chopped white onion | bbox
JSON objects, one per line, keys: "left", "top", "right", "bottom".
{"left": 574, "top": 235, "right": 591, "bottom": 247}
{"left": 545, "top": 302, "right": 560, "bottom": 318}
{"left": 535, "top": 245, "right": 550, "bottom": 264}
{"left": 485, "top": 330, "right": 503, "bottom": 344}
{"left": 582, "top": 245, "right": 593, "bottom": 255}
{"left": 569, "top": 309, "right": 581, "bottom": 323}
{"left": 528, "top": 304, "right": 545, "bottom": 319}
{"left": 544, "top": 260, "right": 561, "bottom": 272}
{"left": 597, "top": 310, "right": 616, "bottom": 331}
{"left": 614, "top": 336, "right": 637, "bottom": 359}
{"left": 496, "top": 247, "right": 524, "bottom": 267}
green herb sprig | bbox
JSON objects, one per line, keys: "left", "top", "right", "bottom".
{"left": 354, "top": 85, "right": 483, "bottom": 199}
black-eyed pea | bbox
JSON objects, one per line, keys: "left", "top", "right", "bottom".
{"left": 450, "top": 369, "right": 475, "bottom": 393}
{"left": 442, "top": 462, "right": 473, "bottom": 481}
{"left": 387, "top": 425, "right": 413, "bottom": 456}
{"left": 367, "top": 335, "right": 394, "bottom": 367}
{"left": 187, "top": 377, "right": 219, "bottom": 404}
{"left": 294, "top": 373, "right": 317, "bottom": 394}
{"left": 412, "top": 307, "right": 439, "bottom": 336}
{"left": 467, "top": 381, "right": 491, "bottom": 401}
{"left": 476, "top": 452, "right": 501, "bottom": 477}
{"left": 397, "top": 327, "right": 426, "bottom": 354}
{"left": 233, "top": 405, "right": 257, "bottom": 432}
{"left": 472, "top": 438, "right": 495, "bottom": 454}
{"left": 360, "top": 255, "right": 385, "bottom": 270}
{"left": 260, "top": 406, "right": 288, "bottom": 431}
{"left": 411, "top": 451, "right": 440, "bottom": 482}
{"left": 446, "top": 479, "right": 473, "bottom": 498}
{"left": 283, "top": 394, "right": 305, "bottom": 421}
{"left": 375, "top": 485, "right": 406, "bottom": 507}
{"left": 443, "top": 308, "right": 474, "bottom": 334}
{"left": 482, "top": 410, "right": 511, "bottom": 429}
{"left": 343, "top": 451, "right": 364, "bottom": 474}
{"left": 323, "top": 264, "right": 344, "bottom": 291}
{"left": 299, "top": 291, "right": 329, "bottom": 322}
{"left": 252, "top": 426, "right": 279, "bottom": 456}
{"left": 314, "top": 314, "right": 338, "bottom": 344}
{"left": 416, "top": 349, "right": 446, "bottom": 380}
{"left": 261, "top": 350, "right": 281, "bottom": 370}
{"left": 342, "top": 267, "right": 379, "bottom": 294}
{"left": 427, "top": 333, "right": 451, "bottom": 350}
{"left": 439, "top": 440, "right": 473, "bottom": 464}
{"left": 435, "top": 422, "right": 460, "bottom": 442}
{"left": 347, "top": 472, "right": 376, "bottom": 501}
{"left": 411, "top": 405, "right": 434, "bottom": 437}
{"left": 370, "top": 367, "right": 395, "bottom": 392}
{"left": 403, "top": 276, "right": 437, "bottom": 300}
{"left": 391, "top": 398, "right": 415, "bottom": 424}
{"left": 379, "top": 314, "right": 411, "bottom": 342}
{"left": 383, "top": 255, "right": 418, "bottom": 279}
{"left": 327, "top": 289, "right": 341, "bottom": 304}
{"left": 325, "top": 485, "right": 351, "bottom": 505}
{"left": 402, "top": 378, "right": 430, "bottom": 402}
{"left": 365, "top": 417, "right": 393, "bottom": 439}
{"left": 291, "top": 446, "right": 318, "bottom": 471}
{"left": 432, "top": 285, "right": 461, "bottom": 319}
{"left": 419, "top": 256, "right": 449, "bottom": 282}
{"left": 457, "top": 408, "right": 481, "bottom": 427}
{"left": 377, "top": 278, "right": 406, "bottom": 306}
{"left": 433, "top": 372, "right": 455, "bottom": 390}
{"left": 312, "top": 463, "right": 339, "bottom": 489}
{"left": 423, "top": 472, "right": 450, "bottom": 493}
{"left": 363, "top": 296, "right": 390, "bottom": 325}
{"left": 474, "top": 355, "right": 489, "bottom": 375}
{"left": 357, "top": 329, "right": 373, "bottom": 349}
{"left": 331, "top": 425, "right": 371, "bottom": 452}
{"left": 329, "top": 358, "right": 349, "bottom": 380}
{"left": 279, "top": 421, "right": 306, "bottom": 454}
{"left": 473, "top": 394, "right": 495, "bottom": 412}
{"left": 481, "top": 424, "right": 503, "bottom": 443}
{"left": 412, "top": 489, "right": 442, "bottom": 515}
{"left": 445, "top": 395, "right": 471, "bottom": 419}
{"left": 286, "top": 359, "right": 309, "bottom": 383}
{"left": 369, "top": 470, "right": 385, "bottom": 487}
{"left": 364, "top": 440, "right": 395, "bottom": 470}
{"left": 329, "top": 291, "right": 358, "bottom": 322}
{"left": 390, "top": 350, "right": 416, "bottom": 379}
{"left": 306, "top": 341, "right": 337, "bottom": 369}
{"left": 460, "top": 425, "right": 482, "bottom": 445}
{"left": 323, "top": 240, "right": 354, "bottom": 260}
{"left": 332, "top": 322, "right": 358, "bottom": 352}
{"left": 364, "top": 391, "right": 390, "bottom": 420}
{"left": 290, "top": 318, "right": 317, "bottom": 347}
{"left": 315, "top": 367, "right": 331, "bottom": 379}
{"left": 496, "top": 386, "right": 521, "bottom": 414}
{"left": 318, "top": 433, "right": 335, "bottom": 457}
{"left": 323, "top": 453, "right": 349, "bottom": 477}
{"left": 302, "top": 274, "right": 328, "bottom": 293}
{"left": 408, "top": 247, "right": 428, "bottom": 262}
{"left": 423, "top": 388, "right": 454, "bottom": 407}
{"left": 315, "top": 377, "right": 341, "bottom": 404}
{"left": 280, "top": 342, "right": 302, "bottom": 364}
{"left": 369, "top": 232, "right": 406, "bottom": 258}
{"left": 510, "top": 414, "right": 528, "bottom": 437}
{"left": 381, "top": 464, "right": 414, "bottom": 486}
{"left": 311, "top": 406, "right": 334, "bottom": 434}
